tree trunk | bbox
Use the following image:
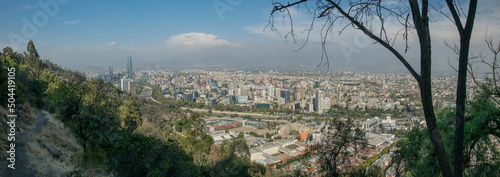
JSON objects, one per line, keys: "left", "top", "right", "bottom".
{"left": 410, "top": 0, "right": 453, "bottom": 175}
{"left": 447, "top": 0, "right": 477, "bottom": 176}
{"left": 418, "top": 36, "right": 453, "bottom": 177}
{"left": 420, "top": 80, "right": 453, "bottom": 177}
{"left": 454, "top": 17, "right": 475, "bottom": 177}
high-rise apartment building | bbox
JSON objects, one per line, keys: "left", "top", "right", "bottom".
{"left": 121, "top": 78, "right": 132, "bottom": 92}
{"left": 268, "top": 86, "right": 274, "bottom": 98}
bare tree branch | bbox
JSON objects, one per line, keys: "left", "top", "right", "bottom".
{"left": 268, "top": 1, "right": 479, "bottom": 176}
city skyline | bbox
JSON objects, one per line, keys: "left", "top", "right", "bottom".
{"left": 1, "top": 0, "right": 499, "bottom": 72}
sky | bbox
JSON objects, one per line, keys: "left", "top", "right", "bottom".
{"left": 1, "top": 0, "right": 499, "bottom": 73}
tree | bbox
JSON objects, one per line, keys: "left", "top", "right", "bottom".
{"left": 455, "top": 37, "right": 500, "bottom": 176}
{"left": 54, "top": 79, "right": 119, "bottom": 149}
{"left": 26, "top": 40, "right": 39, "bottom": 59}
{"left": 2, "top": 47, "right": 14, "bottom": 57}
{"left": 119, "top": 98, "right": 142, "bottom": 132}
{"left": 463, "top": 86, "right": 500, "bottom": 176}
{"left": 0, "top": 49, "right": 29, "bottom": 106}
{"left": 350, "top": 165, "right": 384, "bottom": 177}
{"left": 107, "top": 133, "right": 200, "bottom": 177}
{"left": 80, "top": 80, "right": 120, "bottom": 147}
{"left": 395, "top": 100, "right": 499, "bottom": 176}
{"left": 23, "top": 41, "right": 48, "bottom": 107}
{"left": 465, "top": 35, "right": 500, "bottom": 104}
{"left": 269, "top": 1, "right": 478, "bottom": 176}
{"left": 317, "top": 117, "right": 367, "bottom": 176}
{"left": 224, "top": 133, "right": 250, "bottom": 157}
{"left": 208, "top": 133, "right": 254, "bottom": 177}
{"left": 52, "top": 80, "right": 87, "bottom": 124}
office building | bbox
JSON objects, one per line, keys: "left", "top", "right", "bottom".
{"left": 256, "top": 103, "right": 271, "bottom": 109}
{"left": 127, "top": 56, "right": 133, "bottom": 78}
{"left": 237, "top": 95, "right": 248, "bottom": 104}
{"left": 314, "top": 81, "right": 321, "bottom": 88}
{"left": 109, "top": 66, "right": 113, "bottom": 82}
{"left": 209, "top": 98, "right": 218, "bottom": 107}
{"left": 280, "top": 89, "right": 291, "bottom": 104}
{"left": 184, "top": 92, "right": 194, "bottom": 103}
{"left": 314, "top": 90, "right": 322, "bottom": 112}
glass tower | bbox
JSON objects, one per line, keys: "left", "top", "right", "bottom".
{"left": 127, "top": 56, "right": 133, "bottom": 78}
{"left": 109, "top": 66, "right": 113, "bottom": 82}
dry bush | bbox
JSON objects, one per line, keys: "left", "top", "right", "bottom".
{"left": 28, "top": 141, "right": 72, "bottom": 176}
{"left": 135, "top": 119, "right": 165, "bottom": 140}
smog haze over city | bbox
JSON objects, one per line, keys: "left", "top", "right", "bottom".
{"left": 1, "top": 0, "right": 498, "bottom": 72}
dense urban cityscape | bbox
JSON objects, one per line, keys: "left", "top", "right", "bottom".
{"left": 2, "top": 0, "right": 499, "bottom": 176}
{"left": 80, "top": 56, "right": 481, "bottom": 176}
{"left": 89, "top": 57, "right": 467, "bottom": 114}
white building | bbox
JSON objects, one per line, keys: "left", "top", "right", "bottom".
{"left": 120, "top": 78, "right": 133, "bottom": 92}
{"left": 360, "top": 117, "right": 380, "bottom": 131}
{"left": 258, "top": 144, "right": 280, "bottom": 155}
{"left": 250, "top": 148, "right": 265, "bottom": 161}
{"left": 312, "top": 131, "right": 323, "bottom": 142}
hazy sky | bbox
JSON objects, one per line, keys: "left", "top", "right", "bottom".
{"left": 1, "top": 0, "right": 499, "bottom": 72}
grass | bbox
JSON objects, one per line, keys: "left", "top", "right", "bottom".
{"left": 27, "top": 112, "right": 83, "bottom": 176}
{"left": 28, "top": 141, "right": 73, "bottom": 176}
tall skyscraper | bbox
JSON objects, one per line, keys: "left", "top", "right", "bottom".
{"left": 314, "top": 81, "right": 321, "bottom": 88}
{"left": 280, "top": 89, "right": 291, "bottom": 104}
{"left": 127, "top": 56, "right": 133, "bottom": 78}
{"left": 314, "top": 90, "right": 322, "bottom": 113}
{"left": 109, "top": 66, "right": 113, "bottom": 82}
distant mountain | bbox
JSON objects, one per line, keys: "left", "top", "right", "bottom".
{"left": 78, "top": 65, "right": 107, "bottom": 73}
{"left": 137, "top": 42, "right": 453, "bottom": 74}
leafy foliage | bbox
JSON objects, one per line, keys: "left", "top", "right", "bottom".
{"left": 395, "top": 88, "right": 500, "bottom": 176}
{"left": 106, "top": 133, "right": 200, "bottom": 177}
{"left": 349, "top": 165, "right": 384, "bottom": 177}
{"left": 53, "top": 79, "right": 120, "bottom": 149}
{"left": 119, "top": 98, "right": 142, "bottom": 132}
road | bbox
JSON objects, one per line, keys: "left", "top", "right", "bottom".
{"left": 140, "top": 85, "right": 160, "bottom": 104}
{"left": 181, "top": 107, "right": 278, "bottom": 118}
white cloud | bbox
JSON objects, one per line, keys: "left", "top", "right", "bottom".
{"left": 165, "top": 32, "right": 241, "bottom": 50}
{"left": 64, "top": 20, "right": 80, "bottom": 24}
{"left": 105, "top": 42, "right": 116, "bottom": 46}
